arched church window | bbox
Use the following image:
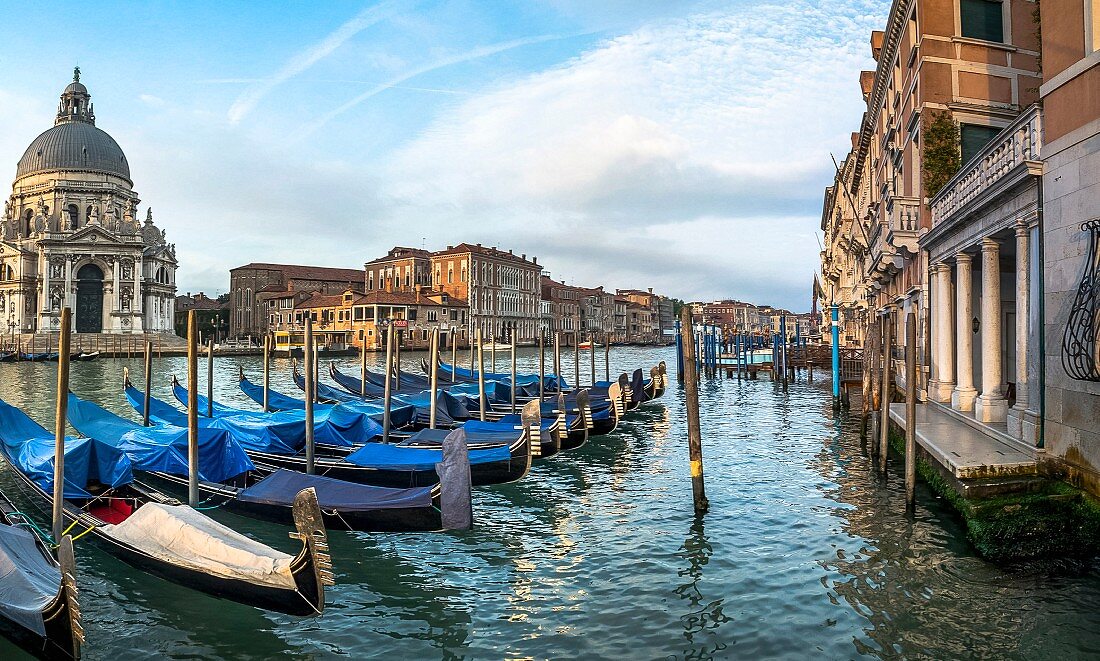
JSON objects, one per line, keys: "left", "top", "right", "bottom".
{"left": 67, "top": 204, "right": 79, "bottom": 229}
{"left": 22, "top": 209, "right": 32, "bottom": 236}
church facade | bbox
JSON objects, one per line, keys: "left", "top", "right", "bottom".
{"left": 0, "top": 69, "right": 176, "bottom": 335}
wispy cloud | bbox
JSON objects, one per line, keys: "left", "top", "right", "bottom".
{"left": 291, "top": 33, "right": 583, "bottom": 141}
{"left": 227, "top": 0, "right": 407, "bottom": 124}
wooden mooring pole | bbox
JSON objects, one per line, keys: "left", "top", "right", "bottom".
{"left": 429, "top": 328, "right": 439, "bottom": 429}
{"left": 879, "top": 310, "right": 893, "bottom": 475}
{"left": 262, "top": 335, "right": 271, "bottom": 412}
{"left": 905, "top": 311, "right": 917, "bottom": 509}
{"left": 206, "top": 338, "right": 214, "bottom": 418}
{"left": 186, "top": 310, "right": 199, "bottom": 506}
{"left": 679, "top": 308, "right": 708, "bottom": 514}
{"left": 51, "top": 308, "right": 72, "bottom": 543}
{"left": 510, "top": 328, "right": 517, "bottom": 414}
{"left": 382, "top": 323, "right": 394, "bottom": 443}
{"left": 477, "top": 328, "right": 486, "bottom": 422}
{"left": 304, "top": 315, "right": 315, "bottom": 474}
{"left": 539, "top": 331, "right": 546, "bottom": 401}
{"left": 604, "top": 333, "right": 611, "bottom": 383}
{"left": 143, "top": 340, "right": 153, "bottom": 427}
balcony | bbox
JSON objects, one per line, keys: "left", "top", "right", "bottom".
{"left": 930, "top": 105, "right": 1043, "bottom": 225}
{"left": 886, "top": 196, "right": 920, "bottom": 255}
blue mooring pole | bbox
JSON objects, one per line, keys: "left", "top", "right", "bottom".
{"left": 831, "top": 304, "right": 841, "bottom": 407}
{"left": 675, "top": 318, "right": 684, "bottom": 383}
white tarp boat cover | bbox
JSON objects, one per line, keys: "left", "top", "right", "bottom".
{"left": 101, "top": 503, "right": 296, "bottom": 589}
{"left": 0, "top": 525, "right": 59, "bottom": 636}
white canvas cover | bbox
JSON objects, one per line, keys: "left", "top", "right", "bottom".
{"left": 101, "top": 503, "right": 296, "bottom": 590}
{"left": 0, "top": 525, "right": 58, "bottom": 636}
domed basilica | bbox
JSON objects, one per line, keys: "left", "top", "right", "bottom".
{"left": 0, "top": 68, "right": 176, "bottom": 335}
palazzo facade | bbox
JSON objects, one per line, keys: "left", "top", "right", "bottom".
{"left": 0, "top": 69, "right": 176, "bottom": 335}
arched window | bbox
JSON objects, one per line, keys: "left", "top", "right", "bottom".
{"left": 66, "top": 204, "right": 79, "bottom": 229}
{"left": 22, "top": 209, "right": 32, "bottom": 236}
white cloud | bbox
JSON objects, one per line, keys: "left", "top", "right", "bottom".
{"left": 380, "top": 0, "right": 887, "bottom": 307}
{"left": 227, "top": 0, "right": 406, "bottom": 124}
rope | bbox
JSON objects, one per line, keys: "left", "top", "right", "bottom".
{"left": 11, "top": 517, "right": 56, "bottom": 546}
{"left": 68, "top": 524, "right": 96, "bottom": 544}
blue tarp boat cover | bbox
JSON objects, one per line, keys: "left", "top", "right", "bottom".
{"left": 0, "top": 525, "right": 61, "bottom": 636}
{"left": 67, "top": 394, "right": 254, "bottom": 483}
{"left": 236, "top": 377, "right": 417, "bottom": 428}
{"left": 434, "top": 360, "right": 567, "bottom": 391}
{"left": 295, "top": 368, "right": 459, "bottom": 425}
{"left": 0, "top": 400, "right": 132, "bottom": 498}
{"left": 125, "top": 384, "right": 381, "bottom": 451}
{"left": 237, "top": 468, "right": 433, "bottom": 511}
{"left": 346, "top": 442, "right": 511, "bottom": 471}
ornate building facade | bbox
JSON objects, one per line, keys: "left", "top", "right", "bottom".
{"left": 0, "top": 69, "right": 177, "bottom": 335}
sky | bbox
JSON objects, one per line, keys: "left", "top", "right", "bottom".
{"left": 0, "top": 0, "right": 889, "bottom": 312}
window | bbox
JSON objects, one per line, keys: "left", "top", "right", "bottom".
{"left": 960, "top": 0, "right": 1004, "bottom": 43}
{"left": 961, "top": 123, "right": 1002, "bottom": 164}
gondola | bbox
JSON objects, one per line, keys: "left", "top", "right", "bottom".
{"left": 0, "top": 352, "right": 16, "bottom": 363}
{"left": 290, "top": 364, "right": 469, "bottom": 426}
{"left": 0, "top": 398, "right": 333, "bottom": 616}
{"left": 0, "top": 491, "right": 82, "bottom": 660}
{"left": 427, "top": 358, "right": 566, "bottom": 393}
{"left": 70, "top": 352, "right": 99, "bottom": 363}
{"left": 138, "top": 382, "right": 534, "bottom": 488}
{"left": 330, "top": 364, "right": 512, "bottom": 408}
{"left": 18, "top": 353, "right": 58, "bottom": 362}
{"left": 113, "top": 380, "right": 448, "bottom": 530}
{"left": 235, "top": 374, "right": 419, "bottom": 428}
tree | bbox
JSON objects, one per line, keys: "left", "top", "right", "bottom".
{"left": 922, "top": 110, "right": 961, "bottom": 198}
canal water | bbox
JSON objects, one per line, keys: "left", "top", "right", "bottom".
{"left": 2, "top": 345, "right": 1100, "bottom": 659}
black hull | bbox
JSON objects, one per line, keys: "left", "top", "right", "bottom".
{"left": 248, "top": 448, "right": 529, "bottom": 488}
{"left": 141, "top": 471, "right": 443, "bottom": 533}
{"left": 4, "top": 466, "right": 325, "bottom": 617}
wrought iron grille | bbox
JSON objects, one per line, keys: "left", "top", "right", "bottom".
{"left": 1062, "top": 219, "right": 1100, "bottom": 382}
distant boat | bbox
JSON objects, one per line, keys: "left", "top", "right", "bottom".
{"left": 71, "top": 351, "right": 100, "bottom": 362}
{"left": 577, "top": 341, "right": 604, "bottom": 350}
{"left": 480, "top": 342, "right": 512, "bottom": 350}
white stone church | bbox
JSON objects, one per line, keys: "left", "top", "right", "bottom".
{"left": 0, "top": 68, "right": 177, "bottom": 335}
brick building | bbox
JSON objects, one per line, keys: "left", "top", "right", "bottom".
{"left": 228, "top": 263, "right": 365, "bottom": 338}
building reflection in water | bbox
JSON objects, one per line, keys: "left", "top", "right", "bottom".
{"left": 675, "top": 514, "right": 731, "bottom": 660}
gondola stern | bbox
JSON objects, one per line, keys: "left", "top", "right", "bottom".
{"left": 289, "top": 487, "right": 334, "bottom": 616}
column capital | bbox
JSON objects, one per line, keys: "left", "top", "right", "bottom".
{"left": 980, "top": 237, "right": 1000, "bottom": 251}
{"left": 1014, "top": 219, "right": 1029, "bottom": 237}
{"left": 955, "top": 251, "right": 973, "bottom": 264}
{"left": 933, "top": 261, "right": 951, "bottom": 273}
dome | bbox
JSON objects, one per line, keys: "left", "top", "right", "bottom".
{"left": 63, "top": 81, "right": 88, "bottom": 95}
{"left": 15, "top": 121, "right": 131, "bottom": 182}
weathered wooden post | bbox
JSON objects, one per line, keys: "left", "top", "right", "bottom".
{"left": 879, "top": 310, "right": 893, "bottom": 475}
{"left": 143, "top": 340, "right": 153, "bottom": 426}
{"left": 52, "top": 307, "right": 72, "bottom": 542}
{"left": 536, "top": 332, "right": 545, "bottom": 400}
{"left": 382, "top": 323, "right": 394, "bottom": 443}
{"left": 206, "top": 338, "right": 214, "bottom": 418}
{"left": 477, "top": 328, "right": 486, "bottom": 422}
{"left": 675, "top": 318, "right": 684, "bottom": 383}
{"left": 780, "top": 316, "right": 789, "bottom": 391}
{"left": 360, "top": 334, "right": 368, "bottom": 396}
{"left": 604, "top": 333, "right": 611, "bottom": 383}
{"left": 468, "top": 329, "right": 475, "bottom": 372}
{"left": 905, "top": 311, "right": 917, "bottom": 509}
{"left": 573, "top": 331, "right": 580, "bottom": 389}
{"left": 589, "top": 332, "right": 596, "bottom": 387}
{"left": 831, "top": 304, "right": 841, "bottom": 408}
{"left": 554, "top": 332, "right": 561, "bottom": 387}
{"left": 539, "top": 331, "right": 546, "bottom": 400}
{"left": 509, "top": 329, "right": 518, "bottom": 414}
{"left": 451, "top": 330, "right": 457, "bottom": 383}
{"left": 262, "top": 334, "right": 271, "bottom": 412}
{"left": 429, "top": 328, "right": 440, "bottom": 429}
{"left": 304, "top": 315, "right": 315, "bottom": 474}
{"left": 394, "top": 329, "right": 402, "bottom": 391}
{"left": 313, "top": 343, "right": 320, "bottom": 403}
{"left": 679, "top": 308, "right": 708, "bottom": 513}
{"left": 186, "top": 310, "right": 199, "bottom": 506}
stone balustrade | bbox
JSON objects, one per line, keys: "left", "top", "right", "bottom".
{"left": 930, "top": 105, "right": 1042, "bottom": 225}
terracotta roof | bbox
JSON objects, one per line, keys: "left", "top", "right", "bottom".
{"left": 176, "top": 295, "right": 227, "bottom": 311}
{"left": 231, "top": 262, "right": 366, "bottom": 282}
{"left": 433, "top": 243, "right": 539, "bottom": 266}
{"left": 365, "top": 247, "right": 433, "bottom": 266}
{"left": 296, "top": 289, "right": 467, "bottom": 309}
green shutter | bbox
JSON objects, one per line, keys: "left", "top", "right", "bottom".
{"left": 960, "top": 0, "right": 1004, "bottom": 43}
{"left": 960, "top": 124, "right": 1003, "bottom": 165}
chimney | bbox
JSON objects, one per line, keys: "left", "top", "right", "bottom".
{"left": 508, "top": 249, "right": 512, "bottom": 254}
{"left": 521, "top": 253, "right": 526, "bottom": 260}
{"left": 648, "top": 287, "right": 653, "bottom": 294}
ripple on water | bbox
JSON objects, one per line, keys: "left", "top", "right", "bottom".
{"left": 4, "top": 347, "right": 1100, "bottom": 658}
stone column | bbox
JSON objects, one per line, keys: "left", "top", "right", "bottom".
{"left": 952, "top": 252, "right": 978, "bottom": 411}
{"left": 931, "top": 262, "right": 956, "bottom": 402}
{"left": 974, "top": 238, "right": 1008, "bottom": 422}
{"left": 41, "top": 255, "right": 49, "bottom": 313}
{"left": 1007, "top": 220, "right": 1030, "bottom": 439}
{"left": 112, "top": 258, "right": 120, "bottom": 313}
{"left": 64, "top": 258, "right": 73, "bottom": 314}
